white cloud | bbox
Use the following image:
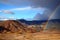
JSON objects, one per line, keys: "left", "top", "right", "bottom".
{"left": 0, "top": 10, "right": 14, "bottom": 14}
{"left": 0, "top": 16, "right": 8, "bottom": 20}
{"left": 10, "top": 7, "right": 32, "bottom": 11}
{"left": 0, "top": 16, "right": 15, "bottom": 20}
{"left": 0, "top": 6, "right": 46, "bottom": 12}
{"left": 9, "top": 7, "right": 46, "bottom": 11}
{"left": 0, "top": 7, "right": 32, "bottom": 12}
{"left": 2, "top": 10, "right": 14, "bottom": 14}
{"left": 0, "top": 10, "right": 2, "bottom": 12}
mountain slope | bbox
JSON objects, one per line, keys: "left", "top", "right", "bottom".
{"left": 0, "top": 20, "right": 26, "bottom": 33}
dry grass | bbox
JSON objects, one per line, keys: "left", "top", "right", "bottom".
{"left": 0, "top": 32, "right": 60, "bottom": 40}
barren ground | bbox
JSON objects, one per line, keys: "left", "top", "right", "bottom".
{"left": 0, "top": 32, "right": 60, "bottom": 40}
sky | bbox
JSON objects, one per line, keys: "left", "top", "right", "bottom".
{"left": 0, "top": 0, "right": 60, "bottom": 20}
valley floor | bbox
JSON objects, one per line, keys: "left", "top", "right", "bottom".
{"left": 0, "top": 32, "right": 60, "bottom": 40}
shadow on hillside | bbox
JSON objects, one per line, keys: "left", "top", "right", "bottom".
{"left": 0, "top": 26, "right": 10, "bottom": 33}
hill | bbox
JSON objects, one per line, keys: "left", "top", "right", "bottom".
{"left": 0, "top": 20, "right": 27, "bottom": 33}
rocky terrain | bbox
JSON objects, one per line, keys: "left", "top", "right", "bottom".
{"left": 0, "top": 20, "right": 27, "bottom": 33}
{"left": 0, "top": 20, "right": 42, "bottom": 33}
{"left": 0, "top": 20, "right": 60, "bottom": 40}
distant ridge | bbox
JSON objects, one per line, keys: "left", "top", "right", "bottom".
{"left": 17, "top": 19, "right": 47, "bottom": 25}
{"left": 17, "top": 19, "right": 60, "bottom": 25}
{"left": 49, "top": 19, "right": 60, "bottom": 22}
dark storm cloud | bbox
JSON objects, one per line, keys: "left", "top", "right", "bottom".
{"left": 30, "top": 0, "right": 60, "bottom": 10}
{"left": 50, "top": 5, "right": 60, "bottom": 19}
{"left": 34, "top": 5, "right": 60, "bottom": 20}
{"left": 0, "top": 0, "right": 31, "bottom": 7}
{"left": 0, "top": 0, "right": 60, "bottom": 10}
